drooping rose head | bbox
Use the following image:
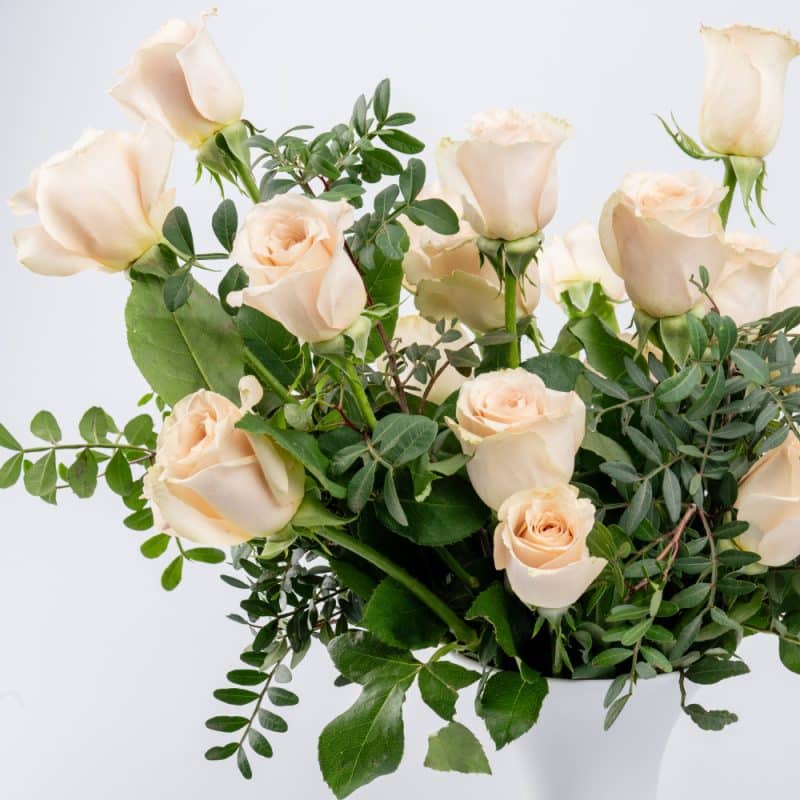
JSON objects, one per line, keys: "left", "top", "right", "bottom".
{"left": 144, "top": 377, "right": 305, "bottom": 547}
{"left": 227, "top": 195, "right": 367, "bottom": 343}
{"left": 700, "top": 24, "right": 800, "bottom": 158}
{"left": 383, "top": 315, "right": 468, "bottom": 405}
{"left": 449, "top": 368, "right": 585, "bottom": 510}
{"left": 539, "top": 221, "right": 626, "bottom": 306}
{"left": 110, "top": 11, "right": 244, "bottom": 148}
{"left": 437, "top": 109, "right": 572, "bottom": 241}
{"left": 11, "top": 124, "right": 174, "bottom": 276}
{"left": 403, "top": 185, "right": 540, "bottom": 331}
{"left": 713, "top": 232, "right": 782, "bottom": 325}
{"left": 494, "top": 485, "right": 606, "bottom": 609}
{"left": 734, "top": 434, "right": 800, "bottom": 567}
{"left": 599, "top": 171, "right": 727, "bottom": 318}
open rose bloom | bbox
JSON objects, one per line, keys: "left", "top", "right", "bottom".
{"left": 6, "top": 15, "right": 800, "bottom": 796}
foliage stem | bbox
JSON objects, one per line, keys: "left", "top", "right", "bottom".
{"left": 435, "top": 546, "right": 480, "bottom": 591}
{"left": 243, "top": 346, "right": 294, "bottom": 404}
{"left": 504, "top": 272, "right": 520, "bottom": 368}
{"left": 319, "top": 527, "right": 479, "bottom": 648}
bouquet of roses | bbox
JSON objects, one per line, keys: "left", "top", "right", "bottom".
{"left": 4, "top": 13, "right": 800, "bottom": 797}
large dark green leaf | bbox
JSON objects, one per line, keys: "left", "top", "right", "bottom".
{"left": 236, "top": 306, "right": 304, "bottom": 387}
{"left": 566, "top": 317, "right": 637, "bottom": 380}
{"left": 477, "top": 670, "right": 548, "bottom": 749}
{"left": 521, "top": 353, "right": 585, "bottom": 392}
{"left": 363, "top": 251, "right": 402, "bottom": 357}
{"left": 328, "top": 632, "right": 419, "bottom": 685}
{"left": 372, "top": 414, "right": 438, "bottom": 466}
{"left": 466, "top": 582, "right": 527, "bottom": 657}
{"left": 686, "top": 655, "right": 750, "bottom": 685}
{"left": 126, "top": 277, "right": 244, "bottom": 405}
{"left": 424, "top": 722, "right": 491, "bottom": 774}
{"left": 419, "top": 661, "right": 480, "bottom": 721}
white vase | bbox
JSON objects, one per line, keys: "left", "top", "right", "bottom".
{"left": 517, "top": 674, "right": 693, "bottom": 800}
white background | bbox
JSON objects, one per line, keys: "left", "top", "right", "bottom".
{"left": 1, "top": 1, "right": 799, "bottom": 798}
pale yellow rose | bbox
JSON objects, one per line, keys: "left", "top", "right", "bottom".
{"left": 403, "top": 186, "right": 540, "bottom": 332}
{"left": 144, "top": 376, "right": 305, "bottom": 547}
{"left": 599, "top": 171, "right": 727, "bottom": 318}
{"left": 227, "top": 195, "right": 367, "bottom": 343}
{"left": 448, "top": 368, "right": 585, "bottom": 510}
{"left": 712, "top": 232, "right": 782, "bottom": 324}
{"left": 539, "top": 221, "right": 626, "bottom": 306}
{"left": 700, "top": 24, "right": 800, "bottom": 158}
{"left": 110, "top": 11, "right": 244, "bottom": 148}
{"left": 437, "top": 109, "right": 572, "bottom": 241}
{"left": 494, "top": 485, "right": 606, "bottom": 609}
{"left": 735, "top": 434, "right": 800, "bottom": 566}
{"left": 11, "top": 124, "right": 174, "bottom": 276}
{"left": 384, "top": 315, "right": 468, "bottom": 405}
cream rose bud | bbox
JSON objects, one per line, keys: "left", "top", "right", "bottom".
{"left": 11, "top": 124, "right": 174, "bottom": 277}
{"left": 494, "top": 485, "right": 606, "bottom": 609}
{"left": 144, "top": 376, "right": 305, "bottom": 547}
{"left": 438, "top": 109, "right": 572, "bottom": 241}
{"left": 383, "top": 315, "right": 468, "bottom": 405}
{"left": 712, "top": 233, "right": 782, "bottom": 325}
{"left": 599, "top": 171, "right": 727, "bottom": 318}
{"left": 227, "top": 195, "right": 367, "bottom": 343}
{"left": 734, "top": 434, "right": 800, "bottom": 567}
{"left": 403, "top": 187, "right": 540, "bottom": 332}
{"left": 539, "top": 221, "right": 626, "bottom": 305}
{"left": 449, "top": 368, "right": 586, "bottom": 510}
{"left": 110, "top": 11, "right": 244, "bottom": 148}
{"left": 700, "top": 25, "right": 800, "bottom": 158}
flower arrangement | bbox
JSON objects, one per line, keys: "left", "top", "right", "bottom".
{"left": 4, "top": 13, "right": 800, "bottom": 796}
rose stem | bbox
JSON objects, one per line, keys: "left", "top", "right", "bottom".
{"left": 243, "top": 346, "right": 294, "bottom": 404}
{"left": 320, "top": 527, "right": 479, "bottom": 647}
{"left": 341, "top": 361, "right": 378, "bottom": 430}
{"left": 504, "top": 271, "right": 521, "bottom": 368}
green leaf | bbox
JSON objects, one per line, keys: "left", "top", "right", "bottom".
{"left": 373, "top": 414, "right": 438, "bottom": 466}
{"left": 123, "top": 414, "right": 154, "bottom": 446}
{"left": 126, "top": 276, "right": 244, "bottom": 406}
{"left": 662, "top": 467, "right": 682, "bottom": 524}
{"left": 219, "top": 264, "right": 249, "bottom": 314}
{"left": 373, "top": 78, "right": 391, "bottom": 123}
{"left": 684, "top": 703, "right": 739, "bottom": 731}
{"left": 105, "top": 450, "right": 134, "bottom": 496}
{"left": 258, "top": 709, "right": 288, "bottom": 732}
{"left": 140, "top": 533, "right": 171, "bottom": 559}
{"left": 163, "top": 206, "right": 194, "bottom": 255}
{"left": 267, "top": 688, "right": 298, "bottom": 706}
{"left": 206, "top": 715, "right": 249, "bottom": 733}
{"left": 214, "top": 688, "right": 260, "bottom": 706}
{"left": 362, "top": 578, "right": 446, "bottom": 649}
{"left": 248, "top": 728, "right": 273, "bottom": 758}
{"left": 161, "top": 555, "right": 183, "bottom": 591}
{"left": 581, "top": 431, "right": 634, "bottom": 466}
{"left": 237, "top": 415, "right": 345, "bottom": 498}
{"left": 419, "top": 661, "right": 480, "bottom": 721}
{"left": 67, "top": 450, "right": 98, "bottom": 499}
{"left": 347, "top": 460, "right": 377, "bottom": 513}
{"left": 731, "top": 348, "right": 770, "bottom": 385}
{"left": 382, "top": 470, "right": 408, "bottom": 526}
{"left": 0, "top": 423, "right": 21, "bottom": 451}
{"left": 30, "top": 411, "right": 61, "bottom": 444}
{"left": 185, "top": 547, "right": 226, "bottom": 564}
{"left": 399, "top": 158, "right": 425, "bottom": 202}
{"left": 204, "top": 743, "right": 239, "bottom": 761}
{"left": 363, "top": 251, "right": 403, "bottom": 357}
{"left": 212, "top": 198, "right": 238, "bottom": 251}
{"left": 466, "top": 582, "right": 524, "bottom": 657}
{"left": 424, "top": 722, "right": 491, "bottom": 775}
{"left": 237, "top": 747, "right": 252, "bottom": 779}
{"left": 591, "top": 648, "right": 633, "bottom": 668}
{"left": 379, "top": 476, "right": 488, "bottom": 546}
{"left": 227, "top": 669, "right": 268, "bottom": 686}
{"left": 620, "top": 479, "right": 652, "bottom": 534}
{"left": 779, "top": 638, "right": 800, "bottom": 675}
{"left": 655, "top": 364, "right": 702, "bottom": 405}
{"left": 163, "top": 271, "right": 194, "bottom": 312}
{"left": 319, "top": 680, "right": 408, "bottom": 798}
{"left": 404, "top": 198, "right": 459, "bottom": 235}
{"left": 686, "top": 367, "right": 726, "bottom": 419}
{"left": 24, "top": 451, "right": 57, "bottom": 498}
{"left": 377, "top": 129, "right": 424, "bottom": 154}
{"left": 477, "top": 670, "right": 548, "bottom": 749}
{"left": 0, "top": 452, "right": 24, "bottom": 488}
{"left": 672, "top": 583, "right": 711, "bottom": 609}
{"left": 659, "top": 315, "right": 691, "bottom": 366}
{"left": 567, "top": 316, "right": 637, "bottom": 380}
{"left": 522, "top": 353, "right": 586, "bottom": 392}
{"left": 79, "top": 407, "right": 115, "bottom": 444}
{"left": 236, "top": 306, "right": 303, "bottom": 387}
{"left": 328, "top": 632, "right": 420, "bottom": 685}
{"left": 686, "top": 655, "right": 750, "bottom": 685}
{"left": 604, "top": 694, "right": 630, "bottom": 730}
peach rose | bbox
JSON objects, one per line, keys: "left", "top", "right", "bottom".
{"left": 227, "top": 195, "right": 367, "bottom": 343}
{"left": 494, "top": 485, "right": 606, "bottom": 609}
{"left": 734, "top": 434, "right": 800, "bottom": 567}
{"left": 144, "top": 376, "right": 305, "bottom": 547}
{"left": 110, "top": 11, "right": 243, "bottom": 148}
{"left": 700, "top": 25, "right": 800, "bottom": 158}
{"left": 438, "top": 109, "right": 572, "bottom": 241}
{"left": 404, "top": 187, "right": 540, "bottom": 332}
{"left": 712, "top": 232, "right": 782, "bottom": 325}
{"left": 11, "top": 124, "right": 174, "bottom": 276}
{"left": 599, "top": 171, "right": 727, "bottom": 318}
{"left": 539, "top": 221, "right": 626, "bottom": 306}
{"left": 449, "top": 368, "right": 585, "bottom": 510}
